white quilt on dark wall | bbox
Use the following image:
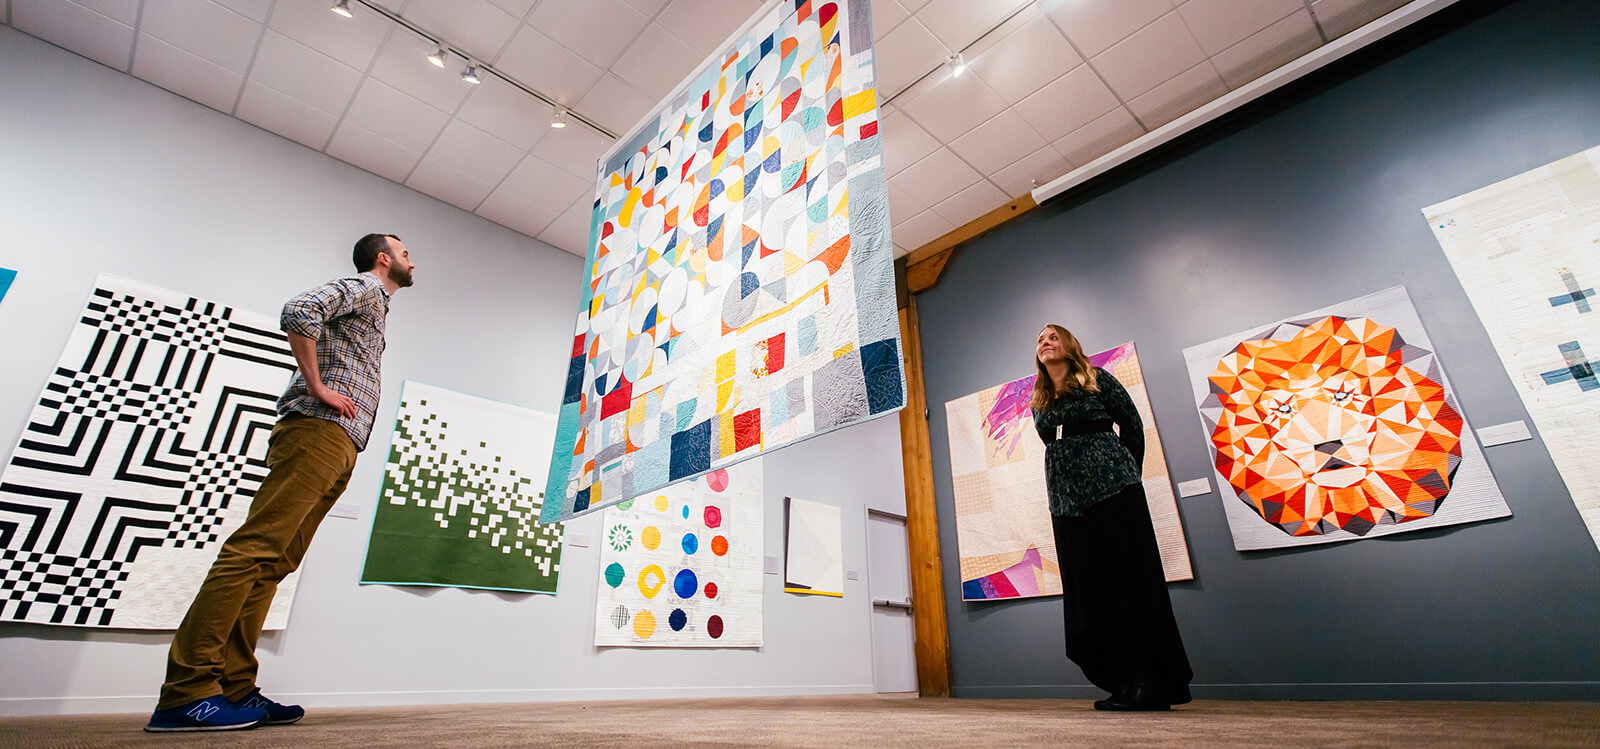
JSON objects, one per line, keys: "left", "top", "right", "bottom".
{"left": 0, "top": 274, "right": 300, "bottom": 629}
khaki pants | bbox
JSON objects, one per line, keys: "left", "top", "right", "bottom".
{"left": 157, "top": 415, "right": 357, "bottom": 710}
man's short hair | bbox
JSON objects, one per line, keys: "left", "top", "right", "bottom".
{"left": 353, "top": 233, "right": 401, "bottom": 272}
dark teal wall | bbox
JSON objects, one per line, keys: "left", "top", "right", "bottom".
{"left": 920, "top": 0, "right": 1600, "bottom": 699}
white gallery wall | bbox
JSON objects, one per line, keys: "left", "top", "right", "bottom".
{"left": 0, "top": 25, "right": 906, "bottom": 715}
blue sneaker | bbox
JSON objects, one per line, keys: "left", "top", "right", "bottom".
{"left": 234, "top": 689, "right": 304, "bottom": 726}
{"left": 145, "top": 695, "right": 265, "bottom": 732}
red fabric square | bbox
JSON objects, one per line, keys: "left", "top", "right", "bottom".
{"left": 600, "top": 376, "right": 632, "bottom": 420}
{"left": 765, "top": 332, "right": 785, "bottom": 374}
{"left": 859, "top": 121, "right": 878, "bottom": 139}
{"left": 734, "top": 409, "right": 761, "bottom": 452}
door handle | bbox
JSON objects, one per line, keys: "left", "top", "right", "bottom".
{"left": 873, "top": 599, "right": 912, "bottom": 611}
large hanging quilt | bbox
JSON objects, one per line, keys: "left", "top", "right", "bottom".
{"left": 594, "top": 459, "right": 761, "bottom": 647}
{"left": 543, "top": 0, "right": 902, "bottom": 522}
{"left": 1425, "top": 145, "right": 1600, "bottom": 553}
{"left": 1181, "top": 285, "right": 1511, "bottom": 551}
{"left": 0, "top": 274, "right": 300, "bottom": 628}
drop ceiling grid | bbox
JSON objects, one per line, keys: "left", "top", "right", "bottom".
{"left": 883, "top": 0, "right": 1409, "bottom": 257}
{"left": 8, "top": 0, "right": 1422, "bottom": 257}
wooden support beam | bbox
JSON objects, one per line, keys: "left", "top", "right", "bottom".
{"left": 898, "top": 297, "right": 950, "bottom": 697}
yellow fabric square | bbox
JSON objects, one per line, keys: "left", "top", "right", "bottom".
{"left": 833, "top": 343, "right": 855, "bottom": 358}
{"left": 716, "top": 380, "right": 734, "bottom": 411}
{"left": 716, "top": 350, "right": 736, "bottom": 382}
{"left": 719, "top": 415, "right": 736, "bottom": 457}
{"left": 843, "top": 90, "right": 876, "bottom": 120}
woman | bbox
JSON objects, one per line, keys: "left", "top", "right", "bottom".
{"left": 1033, "top": 324, "right": 1192, "bottom": 711}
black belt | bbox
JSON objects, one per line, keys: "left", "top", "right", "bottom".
{"left": 1045, "top": 419, "right": 1114, "bottom": 442}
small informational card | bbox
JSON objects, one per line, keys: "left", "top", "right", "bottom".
{"left": 1477, "top": 421, "right": 1533, "bottom": 447}
{"left": 1178, "top": 478, "right": 1212, "bottom": 498}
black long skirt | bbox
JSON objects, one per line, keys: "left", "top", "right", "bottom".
{"left": 1051, "top": 482, "right": 1193, "bottom": 698}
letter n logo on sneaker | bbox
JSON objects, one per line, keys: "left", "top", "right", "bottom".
{"left": 186, "top": 701, "right": 221, "bottom": 722}
{"left": 243, "top": 697, "right": 265, "bottom": 709}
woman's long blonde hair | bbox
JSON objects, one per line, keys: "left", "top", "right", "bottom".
{"left": 1031, "top": 324, "right": 1098, "bottom": 410}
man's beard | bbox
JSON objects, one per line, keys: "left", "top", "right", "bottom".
{"left": 387, "top": 264, "right": 414, "bottom": 288}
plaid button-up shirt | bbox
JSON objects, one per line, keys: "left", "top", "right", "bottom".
{"left": 277, "top": 273, "right": 390, "bottom": 451}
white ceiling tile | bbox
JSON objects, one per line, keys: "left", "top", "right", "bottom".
{"left": 1051, "top": 107, "right": 1143, "bottom": 167}
{"left": 1090, "top": 11, "right": 1204, "bottom": 100}
{"left": 1125, "top": 61, "right": 1227, "bottom": 129}
{"left": 499, "top": 154, "right": 592, "bottom": 210}
{"left": 372, "top": 0, "right": 409, "bottom": 12}
{"left": 655, "top": 0, "right": 754, "bottom": 55}
{"left": 368, "top": 32, "right": 473, "bottom": 114}
{"left": 345, "top": 78, "right": 450, "bottom": 152}
{"left": 496, "top": 25, "right": 604, "bottom": 107}
{"left": 1012, "top": 64, "right": 1119, "bottom": 143}
{"left": 327, "top": 120, "right": 423, "bottom": 183}
{"left": 969, "top": 16, "right": 1081, "bottom": 105}
{"left": 575, "top": 74, "right": 656, "bottom": 136}
{"left": 249, "top": 31, "right": 363, "bottom": 116}
{"left": 424, "top": 119, "right": 523, "bottom": 187}
{"left": 897, "top": 70, "right": 1007, "bottom": 143}
{"left": 886, "top": 182, "right": 927, "bottom": 226}
{"left": 407, "top": 157, "right": 497, "bottom": 211}
{"left": 538, "top": 198, "right": 598, "bottom": 257}
{"left": 455, "top": 77, "right": 555, "bottom": 151}
{"left": 1177, "top": 0, "right": 1303, "bottom": 55}
{"left": 892, "top": 148, "right": 981, "bottom": 208}
{"left": 1311, "top": 0, "right": 1407, "bottom": 38}
{"left": 610, "top": 22, "right": 701, "bottom": 103}
{"left": 891, "top": 209, "right": 955, "bottom": 252}
{"left": 477, "top": 186, "right": 563, "bottom": 239}
{"left": 990, "top": 146, "right": 1071, "bottom": 198}
{"left": 131, "top": 33, "right": 245, "bottom": 113}
{"left": 213, "top": 0, "right": 271, "bottom": 23}
{"left": 880, "top": 109, "right": 940, "bottom": 176}
{"left": 623, "top": 0, "right": 671, "bottom": 16}
{"left": 139, "top": 0, "right": 259, "bottom": 74}
{"left": 947, "top": 110, "right": 1046, "bottom": 175}
{"left": 528, "top": 0, "right": 650, "bottom": 69}
{"left": 405, "top": 0, "right": 520, "bottom": 63}
{"left": 267, "top": 0, "right": 390, "bottom": 71}
{"left": 1211, "top": 10, "right": 1321, "bottom": 88}
{"left": 236, "top": 80, "right": 339, "bottom": 149}
{"left": 930, "top": 179, "right": 1008, "bottom": 228}
{"left": 530, "top": 124, "right": 615, "bottom": 180}
{"left": 898, "top": 0, "right": 932, "bottom": 11}
{"left": 62, "top": 0, "right": 138, "bottom": 25}
{"left": 870, "top": 0, "right": 909, "bottom": 41}
{"left": 11, "top": 0, "right": 135, "bottom": 71}
{"left": 1043, "top": 0, "right": 1171, "bottom": 58}
{"left": 872, "top": 18, "right": 948, "bottom": 98}
{"left": 488, "top": 0, "right": 538, "bottom": 19}
{"left": 915, "top": 0, "right": 1029, "bottom": 50}
{"left": 961, "top": 1, "right": 1041, "bottom": 59}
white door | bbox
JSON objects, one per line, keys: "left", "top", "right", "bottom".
{"left": 866, "top": 509, "right": 917, "bottom": 693}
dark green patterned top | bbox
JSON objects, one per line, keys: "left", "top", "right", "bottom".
{"left": 1031, "top": 367, "right": 1144, "bottom": 517}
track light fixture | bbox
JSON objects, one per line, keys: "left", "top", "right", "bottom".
{"left": 947, "top": 52, "right": 966, "bottom": 78}
{"left": 550, "top": 110, "right": 569, "bottom": 129}
{"left": 331, "top": 0, "right": 353, "bottom": 18}
{"left": 461, "top": 64, "right": 481, "bottom": 85}
{"left": 426, "top": 45, "right": 447, "bottom": 68}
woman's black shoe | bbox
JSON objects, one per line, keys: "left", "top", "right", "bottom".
{"left": 1092, "top": 684, "right": 1171, "bottom": 711}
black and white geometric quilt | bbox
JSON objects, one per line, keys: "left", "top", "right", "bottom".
{"left": 0, "top": 275, "right": 299, "bottom": 629}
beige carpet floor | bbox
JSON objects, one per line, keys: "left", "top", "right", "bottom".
{"left": 2, "top": 694, "right": 1597, "bottom": 748}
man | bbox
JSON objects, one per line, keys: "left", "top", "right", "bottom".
{"left": 146, "top": 234, "right": 415, "bottom": 732}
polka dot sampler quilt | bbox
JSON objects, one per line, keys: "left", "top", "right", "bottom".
{"left": 542, "top": 0, "right": 903, "bottom": 523}
{"left": 1182, "top": 285, "right": 1511, "bottom": 551}
{"left": 594, "top": 460, "right": 761, "bottom": 647}
{"left": 0, "top": 274, "right": 302, "bottom": 628}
